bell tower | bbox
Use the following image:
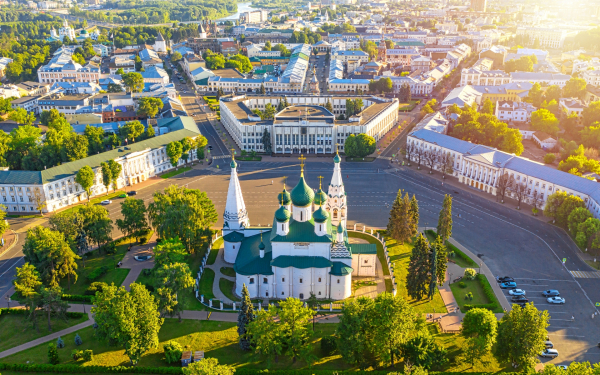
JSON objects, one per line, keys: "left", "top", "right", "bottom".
{"left": 377, "top": 37, "right": 387, "bottom": 62}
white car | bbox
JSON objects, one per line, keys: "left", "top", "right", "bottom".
{"left": 100, "top": 200, "right": 112, "bottom": 205}
{"left": 509, "top": 289, "right": 526, "bottom": 296}
{"left": 547, "top": 297, "right": 566, "bottom": 304}
{"left": 540, "top": 349, "right": 559, "bottom": 358}
{"left": 557, "top": 366, "right": 568, "bottom": 370}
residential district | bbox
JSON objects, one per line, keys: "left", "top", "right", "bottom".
{"left": 2, "top": 0, "right": 600, "bottom": 374}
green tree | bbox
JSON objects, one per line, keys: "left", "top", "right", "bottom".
{"left": 583, "top": 101, "right": 600, "bottom": 127}
{"left": 146, "top": 124, "right": 155, "bottom": 138}
{"left": 120, "top": 120, "right": 145, "bottom": 143}
{"left": 8, "top": 107, "right": 36, "bottom": 125}
{"left": 137, "top": 97, "right": 164, "bottom": 119}
{"left": 22, "top": 227, "right": 78, "bottom": 288}
{"left": 13, "top": 262, "right": 42, "bottom": 313}
{"left": 544, "top": 191, "right": 568, "bottom": 222}
{"left": 48, "top": 343, "right": 59, "bottom": 365}
{"left": 496, "top": 303, "right": 549, "bottom": 370}
{"left": 544, "top": 153, "right": 556, "bottom": 164}
{"left": 263, "top": 103, "right": 275, "bottom": 120}
{"left": 576, "top": 218, "right": 600, "bottom": 248}
{"left": 461, "top": 308, "right": 498, "bottom": 365}
{"left": 84, "top": 125, "right": 105, "bottom": 155}
{"left": 171, "top": 51, "right": 183, "bottom": 62}
{"left": 108, "top": 160, "right": 122, "bottom": 192}
{"left": 432, "top": 236, "right": 447, "bottom": 285}
{"left": 336, "top": 297, "right": 377, "bottom": 369}
{"left": 526, "top": 83, "right": 544, "bottom": 107}
{"left": 261, "top": 129, "right": 272, "bottom": 154}
{"left": 263, "top": 41, "right": 272, "bottom": 51}
{"left": 40, "top": 109, "right": 65, "bottom": 126}
{"left": 401, "top": 333, "right": 447, "bottom": 369}
{"left": 107, "top": 83, "right": 123, "bottom": 93}
{"left": 344, "top": 134, "right": 358, "bottom": 158}
{"left": 100, "top": 162, "right": 113, "bottom": 194}
{"left": 409, "top": 195, "right": 419, "bottom": 239}
{"left": 481, "top": 98, "right": 494, "bottom": 115}
{"left": 122, "top": 72, "right": 145, "bottom": 93}
{"left": 345, "top": 99, "right": 355, "bottom": 119}
{"left": 153, "top": 237, "right": 187, "bottom": 270}
{"left": 407, "top": 233, "right": 430, "bottom": 301}
{"left": 325, "top": 99, "right": 333, "bottom": 113}
{"left": 79, "top": 204, "right": 113, "bottom": 249}
{"left": 428, "top": 238, "right": 437, "bottom": 300}
{"left": 166, "top": 140, "right": 183, "bottom": 168}
{"left": 183, "top": 358, "right": 235, "bottom": 375}
{"left": 92, "top": 283, "right": 163, "bottom": 365}
{"left": 545, "top": 85, "right": 562, "bottom": 103}
{"left": 246, "top": 304, "right": 283, "bottom": 366}
{"left": 531, "top": 108, "right": 559, "bottom": 136}
{"left": 279, "top": 297, "right": 316, "bottom": 364}
{"left": 155, "top": 262, "right": 195, "bottom": 321}
{"left": 75, "top": 166, "right": 95, "bottom": 201}
{"left": 148, "top": 186, "right": 218, "bottom": 253}
{"left": 563, "top": 77, "right": 587, "bottom": 99}
{"left": 0, "top": 203, "right": 9, "bottom": 238}
{"left": 163, "top": 341, "right": 183, "bottom": 364}
{"left": 568, "top": 207, "right": 593, "bottom": 238}
{"left": 116, "top": 198, "right": 148, "bottom": 244}
{"left": 436, "top": 194, "right": 453, "bottom": 241}
{"left": 354, "top": 133, "right": 376, "bottom": 158}
{"left": 387, "top": 190, "right": 412, "bottom": 243}
{"left": 556, "top": 195, "right": 586, "bottom": 228}
{"left": 237, "top": 283, "right": 254, "bottom": 351}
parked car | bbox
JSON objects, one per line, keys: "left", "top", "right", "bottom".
{"left": 509, "top": 289, "right": 526, "bottom": 296}
{"left": 511, "top": 295, "right": 529, "bottom": 302}
{"left": 544, "top": 341, "right": 554, "bottom": 349}
{"left": 514, "top": 301, "right": 528, "bottom": 308}
{"left": 547, "top": 297, "right": 566, "bottom": 304}
{"left": 557, "top": 366, "right": 568, "bottom": 370}
{"left": 500, "top": 282, "right": 517, "bottom": 289}
{"left": 542, "top": 290, "right": 560, "bottom": 297}
{"left": 127, "top": 191, "right": 138, "bottom": 196}
{"left": 496, "top": 276, "right": 515, "bottom": 283}
{"left": 118, "top": 193, "right": 127, "bottom": 198}
{"left": 540, "top": 349, "right": 559, "bottom": 358}
{"left": 100, "top": 200, "right": 112, "bottom": 205}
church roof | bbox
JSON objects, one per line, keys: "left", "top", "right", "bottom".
{"left": 223, "top": 231, "right": 245, "bottom": 242}
{"left": 348, "top": 244, "right": 377, "bottom": 254}
{"left": 234, "top": 232, "right": 273, "bottom": 276}
{"left": 277, "top": 188, "right": 291, "bottom": 205}
{"left": 156, "top": 32, "right": 165, "bottom": 42}
{"left": 330, "top": 262, "right": 353, "bottom": 276}
{"left": 270, "top": 217, "right": 333, "bottom": 243}
{"left": 314, "top": 189, "right": 328, "bottom": 206}
{"left": 333, "top": 152, "right": 341, "bottom": 163}
{"left": 271, "top": 256, "right": 332, "bottom": 269}
{"left": 313, "top": 205, "right": 329, "bottom": 223}
{"left": 290, "top": 174, "right": 314, "bottom": 207}
{"left": 275, "top": 205, "right": 291, "bottom": 222}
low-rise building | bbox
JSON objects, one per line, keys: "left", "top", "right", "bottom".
{"left": 16, "top": 81, "right": 51, "bottom": 96}
{"left": 495, "top": 101, "right": 536, "bottom": 123}
{"left": 559, "top": 97, "right": 585, "bottom": 116}
{"left": 510, "top": 72, "right": 570, "bottom": 87}
{"left": 38, "top": 52, "right": 100, "bottom": 84}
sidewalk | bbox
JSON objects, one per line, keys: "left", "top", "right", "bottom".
{"left": 204, "top": 247, "right": 236, "bottom": 304}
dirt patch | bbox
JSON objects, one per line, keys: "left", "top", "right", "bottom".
{"left": 348, "top": 237, "right": 369, "bottom": 244}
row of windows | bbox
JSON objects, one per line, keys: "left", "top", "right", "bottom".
{"left": 248, "top": 276, "right": 340, "bottom": 284}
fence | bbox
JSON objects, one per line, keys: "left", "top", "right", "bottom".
{"left": 348, "top": 226, "right": 398, "bottom": 297}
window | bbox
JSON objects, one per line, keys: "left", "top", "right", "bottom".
{"left": 318, "top": 277, "right": 321, "bottom": 282}
{"left": 281, "top": 291, "right": 284, "bottom": 295}
{"left": 263, "top": 278, "right": 268, "bottom": 284}
{"left": 299, "top": 278, "right": 303, "bottom": 283}
{"left": 337, "top": 279, "right": 340, "bottom": 284}
{"left": 282, "top": 277, "right": 285, "bottom": 282}
{"left": 364, "top": 259, "right": 368, "bottom": 264}
{"left": 299, "top": 293, "right": 304, "bottom": 299}
{"left": 266, "top": 291, "right": 269, "bottom": 297}
{"left": 249, "top": 278, "right": 254, "bottom": 284}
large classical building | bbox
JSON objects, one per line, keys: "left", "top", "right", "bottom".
{"left": 407, "top": 129, "right": 600, "bottom": 218}
{"left": 0, "top": 117, "right": 200, "bottom": 214}
{"left": 222, "top": 154, "right": 377, "bottom": 300}
{"left": 220, "top": 95, "right": 399, "bottom": 154}
{"left": 38, "top": 51, "right": 100, "bottom": 83}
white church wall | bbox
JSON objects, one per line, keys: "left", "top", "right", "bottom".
{"left": 223, "top": 240, "right": 241, "bottom": 263}
{"left": 351, "top": 253, "right": 377, "bottom": 277}
{"left": 330, "top": 274, "right": 352, "bottom": 300}
{"left": 291, "top": 205, "right": 312, "bottom": 222}
{"left": 236, "top": 274, "right": 258, "bottom": 297}
{"left": 274, "top": 267, "right": 291, "bottom": 298}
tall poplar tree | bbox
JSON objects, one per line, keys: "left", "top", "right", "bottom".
{"left": 433, "top": 236, "right": 447, "bottom": 285}
{"left": 237, "top": 283, "right": 254, "bottom": 351}
{"left": 406, "top": 234, "right": 430, "bottom": 300}
{"left": 428, "top": 240, "right": 438, "bottom": 300}
{"left": 409, "top": 195, "right": 419, "bottom": 238}
{"left": 387, "top": 190, "right": 412, "bottom": 243}
{"left": 437, "top": 195, "right": 453, "bottom": 241}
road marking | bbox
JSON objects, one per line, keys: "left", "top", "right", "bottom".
{"left": 547, "top": 333, "right": 586, "bottom": 338}
{"left": 515, "top": 284, "right": 549, "bottom": 286}
{"left": 569, "top": 270, "right": 600, "bottom": 279}
{"left": 513, "top": 278, "right": 577, "bottom": 282}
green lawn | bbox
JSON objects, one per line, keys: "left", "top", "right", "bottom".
{"left": 59, "top": 243, "right": 130, "bottom": 296}
{"left": 1, "top": 320, "right": 347, "bottom": 370}
{"left": 60, "top": 191, "right": 126, "bottom": 216}
{"left": 220, "top": 267, "right": 236, "bottom": 277}
{"left": 206, "top": 238, "right": 223, "bottom": 265}
{"left": 160, "top": 167, "right": 192, "bottom": 179}
{"left": 384, "top": 235, "right": 448, "bottom": 314}
{"left": 0, "top": 313, "right": 88, "bottom": 353}
{"left": 449, "top": 276, "right": 502, "bottom": 313}
{"left": 398, "top": 100, "right": 419, "bottom": 112}
{"left": 199, "top": 268, "right": 215, "bottom": 301}
{"left": 219, "top": 278, "right": 239, "bottom": 302}
{"left": 347, "top": 231, "right": 392, "bottom": 293}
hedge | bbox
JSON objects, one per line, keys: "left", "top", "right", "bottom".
{"left": 463, "top": 274, "right": 500, "bottom": 312}
{"left": 424, "top": 230, "right": 476, "bottom": 267}
{"left": 0, "top": 308, "right": 85, "bottom": 319}
{"left": 86, "top": 265, "right": 109, "bottom": 282}
{"left": 61, "top": 294, "right": 93, "bottom": 303}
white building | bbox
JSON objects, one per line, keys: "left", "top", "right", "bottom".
{"left": 154, "top": 32, "right": 167, "bottom": 53}
{"left": 516, "top": 27, "right": 568, "bottom": 49}
{"left": 495, "top": 101, "right": 536, "bottom": 123}
{"left": 37, "top": 51, "right": 100, "bottom": 84}
{"left": 223, "top": 153, "right": 377, "bottom": 300}
{"left": 407, "top": 128, "right": 600, "bottom": 217}
{"left": 0, "top": 117, "right": 200, "bottom": 214}
{"left": 240, "top": 10, "right": 269, "bottom": 23}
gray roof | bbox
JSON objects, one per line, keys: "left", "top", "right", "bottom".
{"left": 0, "top": 116, "right": 199, "bottom": 185}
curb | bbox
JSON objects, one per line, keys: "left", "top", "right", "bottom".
{"left": 0, "top": 230, "right": 18, "bottom": 258}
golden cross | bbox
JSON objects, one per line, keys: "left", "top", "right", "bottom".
{"left": 318, "top": 175, "right": 323, "bottom": 189}
{"left": 283, "top": 176, "right": 287, "bottom": 189}
{"left": 230, "top": 148, "right": 235, "bottom": 159}
{"left": 335, "top": 143, "right": 340, "bottom": 154}
{"left": 298, "top": 154, "right": 306, "bottom": 174}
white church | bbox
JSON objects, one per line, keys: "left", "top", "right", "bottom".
{"left": 50, "top": 19, "right": 76, "bottom": 42}
{"left": 222, "top": 153, "right": 377, "bottom": 300}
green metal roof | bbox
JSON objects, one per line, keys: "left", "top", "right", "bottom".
{"left": 349, "top": 244, "right": 377, "bottom": 254}
{"left": 0, "top": 117, "right": 200, "bottom": 185}
{"left": 270, "top": 217, "right": 333, "bottom": 243}
{"left": 223, "top": 231, "right": 245, "bottom": 242}
{"left": 290, "top": 175, "right": 314, "bottom": 207}
{"left": 333, "top": 153, "right": 341, "bottom": 163}
{"left": 275, "top": 206, "right": 291, "bottom": 222}
{"left": 278, "top": 189, "right": 291, "bottom": 205}
{"left": 234, "top": 231, "right": 274, "bottom": 276}
{"left": 314, "top": 189, "right": 328, "bottom": 206}
{"left": 330, "top": 261, "right": 353, "bottom": 276}
{"left": 313, "top": 205, "right": 329, "bottom": 223}
{"left": 271, "top": 256, "right": 332, "bottom": 269}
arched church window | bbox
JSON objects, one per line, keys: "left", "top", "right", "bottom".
{"left": 300, "top": 211, "right": 303, "bottom": 221}
{"left": 299, "top": 293, "right": 304, "bottom": 299}
{"left": 266, "top": 291, "right": 269, "bottom": 297}
{"left": 249, "top": 278, "right": 255, "bottom": 284}
{"left": 319, "top": 225, "right": 322, "bottom": 231}
{"left": 333, "top": 209, "right": 338, "bottom": 218}
{"left": 263, "top": 278, "right": 268, "bottom": 284}
{"left": 337, "top": 279, "right": 340, "bottom": 284}
{"left": 318, "top": 277, "right": 322, "bottom": 282}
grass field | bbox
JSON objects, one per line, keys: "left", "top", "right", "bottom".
{"left": 450, "top": 279, "right": 490, "bottom": 309}
{"left": 206, "top": 238, "right": 223, "bottom": 265}
{"left": 0, "top": 314, "right": 89, "bottom": 353}
{"left": 398, "top": 100, "right": 419, "bottom": 112}
{"left": 383, "top": 235, "right": 448, "bottom": 314}
{"left": 1, "top": 320, "right": 347, "bottom": 370}
{"left": 219, "top": 279, "right": 239, "bottom": 302}
{"left": 220, "top": 267, "right": 236, "bottom": 277}
{"left": 160, "top": 167, "right": 192, "bottom": 179}
{"left": 59, "top": 243, "right": 130, "bottom": 296}
{"left": 199, "top": 268, "right": 216, "bottom": 301}
{"left": 60, "top": 191, "right": 126, "bottom": 215}
{"left": 347, "top": 231, "right": 392, "bottom": 293}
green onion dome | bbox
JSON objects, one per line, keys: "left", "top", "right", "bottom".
{"left": 259, "top": 241, "right": 265, "bottom": 250}
{"left": 290, "top": 174, "right": 315, "bottom": 207}
{"left": 230, "top": 159, "right": 237, "bottom": 168}
{"left": 333, "top": 153, "right": 341, "bottom": 163}
{"left": 337, "top": 222, "right": 344, "bottom": 233}
{"left": 278, "top": 188, "right": 291, "bottom": 205}
{"left": 313, "top": 205, "right": 329, "bottom": 223}
{"left": 314, "top": 188, "right": 328, "bottom": 206}
{"left": 275, "top": 205, "right": 291, "bottom": 222}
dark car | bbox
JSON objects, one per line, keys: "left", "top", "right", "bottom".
{"left": 127, "top": 191, "right": 138, "bottom": 196}
{"left": 514, "top": 302, "right": 528, "bottom": 308}
{"left": 496, "top": 276, "right": 515, "bottom": 283}
{"left": 542, "top": 290, "right": 560, "bottom": 297}
{"left": 511, "top": 295, "right": 529, "bottom": 302}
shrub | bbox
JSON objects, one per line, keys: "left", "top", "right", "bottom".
{"left": 56, "top": 336, "right": 64, "bottom": 349}
{"left": 62, "top": 294, "right": 93, "bottom": 303}
{"left": 465, "top": 292, "right": 474, "bottom": 301}
{"left": 104, "top": 242, "right": 117, "bottom": 255}
{"left": 83, "top": 349, "right": 93, "bottom": 362}
{"left": 48, "top": 343, "right": 59, "bottom": 365}
{"left": 71, "top": 349, "right": 82, "bottom": 360}
{"left": 544, "top": 153, "right": 556, "bottom": 164}
{"left": 321, "top": 336, "right": 337, "bottom": 355}
{"left": 86, "top": 266, "right": 109, "bottom": 282}
{"left": 138, "top": 229, "right": 153, "bottom": 244}
{"left": 164, "top": 341, "right": 183, "bottom": 364}
{"left": 85, "top": 282, "right": 109, "bottom": 296}
{"left": 464, "top": 268, "right": 477, "bottom": 280}
{"left": 458, "top": 281, "right": 466, "bottom": 288}
{"left": 75, "top": 334, "right": 83, "bottom": 346}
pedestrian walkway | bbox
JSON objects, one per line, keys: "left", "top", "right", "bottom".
{"left": 204, "top": 247, "right": 236, "bottom": 304}
{"left": 119, "top": 234, "right": 157, "bottom": 291}
{"left": 569, "top": 270, "right": 600, "bottom": 279}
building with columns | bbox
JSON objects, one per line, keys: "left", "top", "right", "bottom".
{"left": 223, "top": 153, "right": 377, "bottom": 300}
{"left": 407, "top": 129, "right": 600, "bottom": 217}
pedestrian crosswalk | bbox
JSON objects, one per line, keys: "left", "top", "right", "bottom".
{"left": 569, "top": 270, "right": 600, "bottom": 278}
